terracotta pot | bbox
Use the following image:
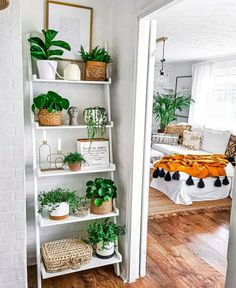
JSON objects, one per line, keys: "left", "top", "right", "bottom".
{"left": 68, "top": 163, "right": 81, "bottom": 171}
{"left": 38, "top": 109, "right": 62, "bottom": 126}
{"left": 48, "top": 202, "right": 69, "bottom": 220}
{"left": 83, "top": 61, "right": 107, "bottom": 81}
{"left": 91, "top": 198, "right": 112, "bottom": 215}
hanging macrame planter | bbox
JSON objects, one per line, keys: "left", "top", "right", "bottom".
{"left": 0, "top": 0, "right": 9, "bottom": 10}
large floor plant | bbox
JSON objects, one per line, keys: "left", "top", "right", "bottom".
{"left": 153, "top": 91, "right": 193, "bottom": 132}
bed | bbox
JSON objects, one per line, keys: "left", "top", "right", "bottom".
{"left": 150, "top": 162, "right": 234, "bottom": 205}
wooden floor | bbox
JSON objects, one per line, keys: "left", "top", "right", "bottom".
{"left": 28, "top": 211, "right": 230, "bottom": 288}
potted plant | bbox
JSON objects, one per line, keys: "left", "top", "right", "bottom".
{"left": 74, "top": 196, "right": 90, "bottom": 217}
{"left": 38, "top": 188, "right": 78, "bottom": 220}
{"left": 153, "top": 91, "right": 193, "bottom": 132}
{"left": 86, "top": 178, "right": 117, "bottom": 215}
{"left": 83, "top": 107, "right": 108, "bottom": 141}
{"left": 87, "top": 218, "right": 125, "bottom": 259}
{"left": 79, "top": 45, "right": 112, "bottom": 81}
{"left": 28, "top": 29, "right": 71, "bottom": 80}
{"left": 63, "top": 152, "right": 86, "bottom": 171}
{"left": 32, "top": 90, "right": 70, "bottom": 126}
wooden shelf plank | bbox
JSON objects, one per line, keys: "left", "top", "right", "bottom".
{"left": 32, "top": 76, "right": 111, "bottom": 85}
{"left": 38, "top": 208, "right": 119, "bottom": 227}
{"left": 41, "top": 250, "right": 122, "bottom": 279}
{"left": 34, "top": 121, "right": 114, "bottom": 130}
{"left": 37, "top": 163, "right": 116, "bottom": 178}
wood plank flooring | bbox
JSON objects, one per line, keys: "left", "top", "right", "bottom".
{"left": 28, "top": 211, "right": 230, "bottom": 288}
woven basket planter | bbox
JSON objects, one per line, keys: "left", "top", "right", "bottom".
{"left": 42, "top": 238, "right": 93, "bottom": 273}
{"left": 38, "top": 109, "right": 62, "bottom": 126}
{"left": 83, "top": 61, "right": 107, "bottom": 81}
{"left": 91, "top": 198, "right": 112, "bottom": 215}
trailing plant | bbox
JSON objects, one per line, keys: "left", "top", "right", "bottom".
{"left": 84, "top": 107, "right": 108, "bottom": 141}
{"left": 79, "top": 45, "right": 112, "bottom": 63}
{"left": 32, "top": 91, "right": 70, "bottom": 114}
{"left": 76, "top": 196, "right": 90, "bottom": 210}
{"left": 63, "top": 152, "right": 86, "bottom": 165}
{"left": 38, "top": 187, "right": 78, "bottom": 213}
{"left": 86, "top": 178, "right": 117, "bottom": 207}
{"left": 153, "top": 90, "right": 193, "bottom": 131}
{"left": 28, "top": 29, "right": 71, "bottom": 60}
{"left": 87, "top": 218, "right": 125, "bottom": 247}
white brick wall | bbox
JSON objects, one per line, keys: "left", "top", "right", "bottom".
{"left": 0, "top": 1, "right": 27, "bottom": 287}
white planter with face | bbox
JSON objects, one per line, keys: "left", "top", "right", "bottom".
{"left": 49, "top": 202, "right": 69, "bottom": 220}
{"left": 95, "top": 241, "right": 115, "bottom": 259}
{"left": 37, "top": 60, "right": 57, "bottom": 80}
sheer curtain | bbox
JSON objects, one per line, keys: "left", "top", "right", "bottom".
{"left": 189, "top": 60, "right": 236, "bottom": 131}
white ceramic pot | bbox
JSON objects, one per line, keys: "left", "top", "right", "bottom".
{"left": 49, "top": 202, "right": 69, "bottom": 220}
{"left": 37, "top": 60, "right": 57, "bottom": 80}
{"left": 64, "top": 63, "right": 81, "bottom": 81}
{"left": 95, "top": 241, "right": 115, "bottom": 259}
{"left": 84, "top": 108, "right": 108, "bottom": 125}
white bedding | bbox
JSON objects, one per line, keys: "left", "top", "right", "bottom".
{"left": 150, "top": 163, "right": 234, "bottom": 205}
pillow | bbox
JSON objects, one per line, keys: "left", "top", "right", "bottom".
{"left": 225, "top": 134, "right": 236, "bottom": 158}
{"left": 182, "top": 130, "right": 202, "bottom": 150}
{"left": 152, "top": 133, "right": 179, "bottom": 146}
{"left": 166, "top": 124, "right": 192, "bottom": 144}
{"left": 202, "top": 129, "right": 231, "bottom": 154}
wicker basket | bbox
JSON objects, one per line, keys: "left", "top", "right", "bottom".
{"left": 91, "top": 198, "right": 112, "bottom": 215}
{"left": 83, "top": 61, "right": 107, "bottom": 81}
{"left": 38, "top": 109, "right": 62, "bottom": 126}
{"left": 41, "top": 238, "right": 93, "bottom": 273}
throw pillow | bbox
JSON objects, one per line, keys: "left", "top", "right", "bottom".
{"left": 225, "top": 134, "right": 236, "bottom": 158}
{"left": 152, "top": 134, "right": 179, "bottom": 146}
{"left": 182, "top": 130, "right": 202, "bottom": 150}
{"left": 166, "top": 124, "right": 192, "bottom": 144}
{"left": 201, "top": 129, "right": 231, "bottom": 154}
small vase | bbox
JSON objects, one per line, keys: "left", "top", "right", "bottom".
{"left": 95, "top": 241, "right": 115, "bottom": 259}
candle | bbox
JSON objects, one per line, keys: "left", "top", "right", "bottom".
{"left": 43, "top": 130, "right": 47, "bottom": 142}
{"left": 57, "top": 137, "right": 61, "bottom": 152}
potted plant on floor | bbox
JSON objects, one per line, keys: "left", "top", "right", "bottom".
{"left": 79, "top": 46, "right": 112, "bottom": 81}
{"left": 28, "top": 29, "right": 71, "bottom": 80}
{"left": 74, "top": 196, "right": 90, "bottom": 217}
{"left": 83, "top": 107, "right": 108, "bottom": 141}
{"left": 86, "top": 178, "right": 117, "bottom": 215}
{"left": 38, "top": 188, "right": 78, "bottom": 220}
{"left": 32, "top": 90, "right": 70, "bottom": 126}
{"left": 87, "top": 218, "right": 125, "bottom": 259}
{"left": 153, "top": 91, "right": 193, "bottom": 132}
{"left": 63, "top": 152, "right": 86, "bottom": 171}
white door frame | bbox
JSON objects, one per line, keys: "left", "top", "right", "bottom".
{"left": 132, "top": 0, "right": 236, "bottom": 283}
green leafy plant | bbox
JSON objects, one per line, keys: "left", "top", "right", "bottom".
{"left": 79, "top": 46, "right": 112, "bottom": 63}
{"left": 84, "top": 107, "right": 108, "bottom": 141}
{"left": 63, "top": 152, "right": 86, "bottom": 165}
{"left": 87, "top": 218, "right": 125, "bottom": 247}
{"left": 86, "top": 178, "right": 117, "bottom": 207}
{"left": 76, "top": 196, "right": 90, "bottom": 209}
{"left": 28, "top": 29, "right": 71, "bottom": 60}
{"left": 32, "top": 91, "right": 70, "bottom": 114}
{"left": 153, "top": 91, "right": 193, "bottom": 131}
{"left": 38, "top": 188, "right": 78, "bottom": 213}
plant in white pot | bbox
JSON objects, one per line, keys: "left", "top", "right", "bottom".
{"left": 87, "top": 218, "right": 125, "bottom": 259}
{"left": 38, "top": 188, "right": 78, "bottom": 220}
{"left": 28, "top": 29, "right": 71, "bottom": 80}
{"left": 83, "top": 107, "right": 108, "bottom": 141}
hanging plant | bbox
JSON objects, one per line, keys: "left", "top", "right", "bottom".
{"left": 83, "top": 107, "right": 108, "bottom": 141}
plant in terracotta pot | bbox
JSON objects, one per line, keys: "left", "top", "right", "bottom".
{"left": 32, "top": 91, "right": 70, "bottom": 126}
{"left": 38, "top": 188, "right": 78, "bottom": 220}
{"left": 63, "top": 152, "right": 86, "bottom": 171}
{"left": 86, "top": 178, "right": 117, "bottom": 215}
{"left": 153, "top": 91, "right": 193, "bottom": 132}
{"left": 83, "top": 107, "right": 108, "bottom": 141}
{"left": 87, "top": 218, "right": 125, "bottom": 259}
{"left": 28, "top": 29, "right": 71, "bottom": 80}
{"left": 74, "top": 196, "right": 90, "bottom": 217}
{"left": 79, "top": 46, "right": 112, "bottom": 81}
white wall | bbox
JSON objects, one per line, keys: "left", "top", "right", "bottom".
{"left": 21, "top": 0, "right": 114, "bottom": 264}
{"left": 0, "top": 1, "right": 27, "bottom": 287}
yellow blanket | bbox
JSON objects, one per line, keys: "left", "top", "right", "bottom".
{"left": 154, "top": 154, "right": 228, "bottom": 178}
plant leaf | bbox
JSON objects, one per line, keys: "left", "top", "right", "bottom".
{"left": 94, "top": 198, "right": 103, "bottom": 207}
{"left": 51, "top": 40, "right": 71, "bottom": 51}
{"left": 104, "top": 195, "right": 111, "bottom": 202}
{"left": 47, "top": 49, "right": 64, "bottom": 57}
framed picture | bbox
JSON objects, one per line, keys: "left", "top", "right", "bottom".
{"left": 46, "top": 1, "right": 93, "bottom": 61}
{"left": 175, "top": 76, "right": 192, "bottom": 119}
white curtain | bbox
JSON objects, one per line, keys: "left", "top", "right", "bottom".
{"left": 189, "top": 60, "right": 236, "bottom": 132}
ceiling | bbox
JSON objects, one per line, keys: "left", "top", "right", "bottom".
{"left": 155, "top": 0, "right": 236, "bottom": 63}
